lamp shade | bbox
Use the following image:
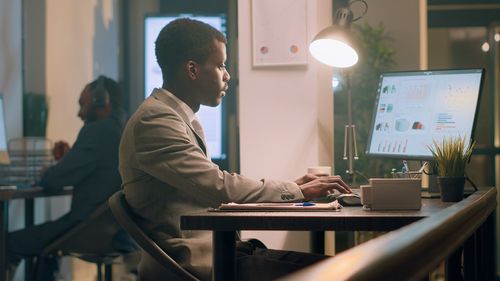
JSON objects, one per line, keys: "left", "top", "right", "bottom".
{"left": 309, "top": 7, "right": 359, "bottom": 68}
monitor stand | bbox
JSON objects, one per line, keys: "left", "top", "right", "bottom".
{"left": 394, "top": 161, "right": 439, "bottom": 198}
{"left": 420, "top": 161, "right": 439, "bottom": 193}
{"left": 412, "top": 161, "right": 441, "bottom": 198}
{"left": 392, "top": 160, "right": 428, "bottom": 179}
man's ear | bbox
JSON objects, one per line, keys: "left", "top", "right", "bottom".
{"left": 186, "top": 60, "right": 199, "bottom": 80}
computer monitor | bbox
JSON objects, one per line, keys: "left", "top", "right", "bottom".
{"left": 144, "top": 14, "right": 227, "bottom": 160}
{"left": 0, "top": 95, "right": 10, "bottom": 164}
{"left": 365, "top": 69, "right": 484, "bottom": 160}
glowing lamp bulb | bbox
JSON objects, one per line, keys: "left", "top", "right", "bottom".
{"left": 309, "top": 39, "right": 358, "bottom": 68}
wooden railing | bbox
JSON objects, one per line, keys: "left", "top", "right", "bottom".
{"left": 282, "top": 188, "right": 497, "bottom": 281}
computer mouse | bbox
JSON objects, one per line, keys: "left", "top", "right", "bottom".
{"left": 311, "top": 192, "right": 340, "bottom": 203}
{"left": 336, "top": 193, "right": 362, "bottom": 206}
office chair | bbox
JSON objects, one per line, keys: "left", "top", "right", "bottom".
{"left": 108, "top": 191, "right": 200, "bottom": 281}
{"left": 36, "top": 202, "right": 127, "bottom": 281}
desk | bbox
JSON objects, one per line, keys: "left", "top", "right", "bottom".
{"left": 180, "top": 193, "right": 486, "bottom": 281}
{"left": 0, "top": 187, "right": 72, "bottom": 281}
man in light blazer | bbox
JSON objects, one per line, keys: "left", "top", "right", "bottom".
{"left": 119, "top": 18, "right": 351, "bottom": 281}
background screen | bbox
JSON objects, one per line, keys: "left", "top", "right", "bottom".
{"left": 0, "top": 96, "right": 10, "bottom": 164}
{"left": 365, "top": 69, "right": 484, "bottom": 160}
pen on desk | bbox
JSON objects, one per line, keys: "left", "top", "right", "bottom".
{"left": 294, "top": 202, "right": 316, "bottom": 206}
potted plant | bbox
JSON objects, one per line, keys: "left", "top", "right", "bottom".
{"left": 428, "top": 136, "right": 475, "bottom": 202}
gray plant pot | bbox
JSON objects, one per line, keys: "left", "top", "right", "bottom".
{"left": 437, "top": 176, "right": 466, "bottom": 202}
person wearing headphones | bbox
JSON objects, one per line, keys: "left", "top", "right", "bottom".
{"left": 7, "top": 76, "right": 133, "bottom": 281}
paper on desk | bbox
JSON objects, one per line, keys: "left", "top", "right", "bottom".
{"left": 0, "top": 185, "right": 17, "bottom": 190}
{"left": 218, "top": 201, "right": 342, "bottom": 211}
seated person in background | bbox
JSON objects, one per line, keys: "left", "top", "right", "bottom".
{"left": 8, "top": 76, "right": 130, "bottom": 281}
{"left": 119, "top": 18, "right": 351, "bottom": 281}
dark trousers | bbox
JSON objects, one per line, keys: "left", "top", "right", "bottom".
{"left": 7, "top": 216, "right": 75, "bottom": 281}
{"left": 236, "top": 241, "right": 328, "bottom": 281}
{"left": 139, "top": 240, "right": 327, "bottom": 281}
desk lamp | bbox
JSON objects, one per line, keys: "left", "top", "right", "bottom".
{"left": 309, "top": 0, "right": 367, "bottom": 183}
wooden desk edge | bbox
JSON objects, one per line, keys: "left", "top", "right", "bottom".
{"left": 281, "top": 188, "right": 497, "bottom": 281}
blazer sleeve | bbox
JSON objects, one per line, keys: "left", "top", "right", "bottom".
{"left": 132, "top": 108, "right": 304, "bottom": 205}
{"left": 39, "top": 124, "right": 100, "bottom": 190}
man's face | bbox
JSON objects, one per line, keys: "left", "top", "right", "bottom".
{"left": 77, "top": 85, "right": 94, "bottom": 122}
{"left": 194, "top": 40, "right": 230, "bottom": 107}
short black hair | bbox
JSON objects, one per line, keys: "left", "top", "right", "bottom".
{"left": 89, "top": 76, "right": 122, "bottom": 109}
{"left": 155, "top": 18, "right": 227, "bottom": 82}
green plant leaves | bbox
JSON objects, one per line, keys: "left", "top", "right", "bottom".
{"left": 428, "top": 136, "right": 475, "bottom": 177}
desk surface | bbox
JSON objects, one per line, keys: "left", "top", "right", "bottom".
{"left": 0, "top": 186, "right": 73, "bottom": 281}
{"left": 0, "top": 186, "right": 73, "bottom": 201}
{"left": 181, "top": 198, "right": 454, "bottom": 232}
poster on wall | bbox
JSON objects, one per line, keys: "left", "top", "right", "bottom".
{"left": 252, "top": 0, "right": 308, "bottom": 67}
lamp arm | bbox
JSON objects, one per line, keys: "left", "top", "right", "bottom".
{"left": 348, "top": 0, "right": 368, "bottom": 22}
{"left": 352, "top": 125, "right": 359, "bottom": 160}
{"left": 343, "top": 125, "right": 349, "bottom": 160}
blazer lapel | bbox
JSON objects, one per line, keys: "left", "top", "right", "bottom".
{"left": 151, "top": 89, "right": 208, "bottom": 157}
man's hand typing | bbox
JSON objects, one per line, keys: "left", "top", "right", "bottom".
{"left": 295, "top": 174, "right": 351, "bottom": 201}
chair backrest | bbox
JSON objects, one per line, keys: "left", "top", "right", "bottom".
{"left": 108, "top": 191, "right": 200, "bottom": 281}
{"left": 42, "top": 201, "right": 123, "bottom": 258}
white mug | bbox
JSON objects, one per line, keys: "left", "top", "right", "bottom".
{"left": 307, "top": 166, "right": 331, "bottom": 176}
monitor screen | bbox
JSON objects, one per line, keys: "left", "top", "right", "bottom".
{"left": 365, "top": 69, "right": 484, "bottom": 160}
{"left": 144, "top": 15, "right": 227, "bottom": 160}
{"left": 0, "top": 95, "right": 10, "bottom": 164}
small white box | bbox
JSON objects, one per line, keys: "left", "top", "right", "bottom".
{"left": 361, "top": 178, "right": 422, "bottom": 210}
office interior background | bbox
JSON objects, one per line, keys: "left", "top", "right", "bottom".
{"left": 0, "top": 0, "right": 499, "bottom": 280}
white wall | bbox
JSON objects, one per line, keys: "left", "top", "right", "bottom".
{"left": 45, "top": 0, "right": 119, "bottom": 145}
{"left": 238, "top": 0, "right": 334, "bottom": 252}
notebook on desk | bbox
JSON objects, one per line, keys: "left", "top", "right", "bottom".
{"left": 217, "top": 201, "right": 342, "bottom": 211}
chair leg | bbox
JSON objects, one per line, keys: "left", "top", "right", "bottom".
{"left": 32, "top": 256, "right": 40, "bottom": 281}
{"left": 25, "top": 257, "right": 34, "bottom": 281}
{"left": 104, "top": 264, "right": 113, "bottom": 281}
{"left": 96, "top": 262, "right": 102, "bottom": 281}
